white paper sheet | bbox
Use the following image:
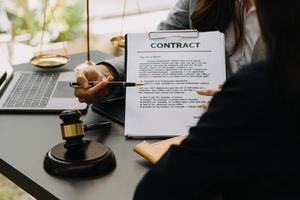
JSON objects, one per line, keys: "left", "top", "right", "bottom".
{"left": 125, "top": 31, "right": 226, "bottom": 137}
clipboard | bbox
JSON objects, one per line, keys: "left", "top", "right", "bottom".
{"left": 124, "top": 30, "right": 226, "bottom": 138}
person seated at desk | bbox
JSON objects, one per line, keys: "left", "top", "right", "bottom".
{"left": 74, "top": 0, "right": 266, "bottom": 105}
{"left": 133, "top": 0, "right": 300, "bottom": 199}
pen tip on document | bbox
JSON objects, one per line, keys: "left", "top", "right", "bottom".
{"left": 135, "top": 83, "right": 144, "bottom": 86}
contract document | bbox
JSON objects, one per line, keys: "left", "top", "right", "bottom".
{"left": 125, "top": 30, "right": 226, "bottom": 137}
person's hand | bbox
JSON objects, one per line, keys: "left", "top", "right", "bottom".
{"left": 196, "top": 84, "right": 223, "bottom": 110}
{"left": 74, "top": 64, "right": 116, "bottom": 104}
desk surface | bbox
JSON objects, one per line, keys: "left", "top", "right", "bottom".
{"left": 0, "top": 51, "right": 151, "bottom": 200}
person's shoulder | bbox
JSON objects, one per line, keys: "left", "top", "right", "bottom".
{"left": 228, "top": 61, "right": 270, "bottom": 88}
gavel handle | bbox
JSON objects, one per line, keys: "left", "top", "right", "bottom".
{"left": 84, "top": 121, "right": 111, "bottom": 131}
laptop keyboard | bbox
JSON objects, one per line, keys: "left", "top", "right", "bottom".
{"left": 3, "top": 73, "right": 59, "bottom": 108}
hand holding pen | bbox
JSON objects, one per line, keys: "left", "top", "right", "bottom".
{"left": 73, "top": 65, "right": 143, "bottom": 104}
{"left": 74, "top": 64, "right": 117, "bottom": 104}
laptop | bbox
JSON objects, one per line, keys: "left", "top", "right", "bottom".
{"left": 0, "top": 52, "right": 87, "bottom": 112}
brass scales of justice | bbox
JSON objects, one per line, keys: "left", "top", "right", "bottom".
{"left": 30, "top": 0, "right": 145, "bottom": 68}
{"left": 30, "top": 0, "right": 69, "bottom": 68}
{"left": 30, "top": 0, "right": 95, "bottom": 69}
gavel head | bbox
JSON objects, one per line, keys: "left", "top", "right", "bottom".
{"left": 59, "top": 110, "right": 86, "bottom": 154}
{"left": 60, "top": 110, "right": 85, "bottom": 140}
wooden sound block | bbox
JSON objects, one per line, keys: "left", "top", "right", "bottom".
{"left": 133, "top": 135, "right": 187, "bottom": 164}
{"left": 44, "top": 141, "right": 116, "bottom": 178}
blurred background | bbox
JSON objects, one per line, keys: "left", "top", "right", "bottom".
{"left": 0, "top": 0, "right": 177, "bottom": 65}
{"left": 0, "top": 0, "right": 176, "bottom": 199}
{"left": 0, "top": 173, "right": 35, "bottom": 200}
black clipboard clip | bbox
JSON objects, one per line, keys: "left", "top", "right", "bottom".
{"left": 148, "top": 29, "right": 199, "bottom": 40}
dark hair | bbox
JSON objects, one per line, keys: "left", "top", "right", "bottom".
{"left": 191, "top": 0, "right": 248, "bottom": 55}
{"left": 255, "top": 0, "right": 300, "bottom": 123}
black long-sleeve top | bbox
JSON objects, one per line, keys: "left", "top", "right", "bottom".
{"left": 134, "top": 61, "right": 300, "bottom": 200}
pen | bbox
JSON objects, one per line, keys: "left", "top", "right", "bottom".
{"left": 70, "top": 81, "right": 144, "bottom": 88}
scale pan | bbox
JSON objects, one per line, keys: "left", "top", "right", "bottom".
{"left": 111, "top": 35, "right": 125, "bottom": 48}
{"left": 30, "top": 54, "right": 69, "bottom": 68}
